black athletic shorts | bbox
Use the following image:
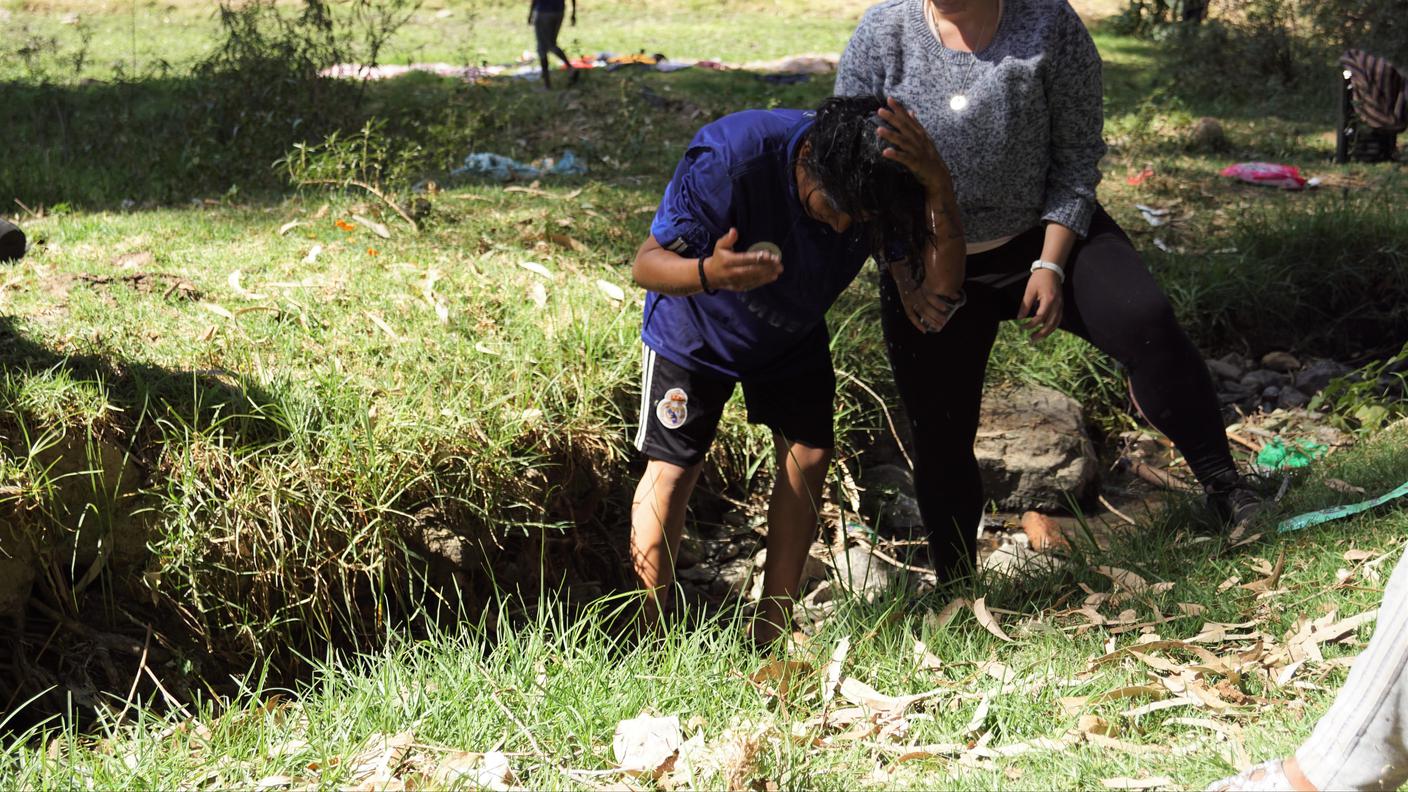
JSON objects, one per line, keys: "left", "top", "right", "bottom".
{"left": 633, "top": 343, "right": 836, "bottom": 468}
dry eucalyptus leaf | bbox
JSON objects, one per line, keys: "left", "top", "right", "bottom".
{"left": 352, "top": 214, "right": 391, "bottom": 239}
{"left": 365, "top": 311, "right": 400, "bottom": 340}
{"left": 972, "top": 597, "right": 1013, "bottom": 642}
{"left": 1326, "top": 478, "right": 1368, "bottom": 495}
{"left": 962, "top": 694, "right": 991, "bottom": 737}
{"left": 749, "top": 659, "right": 813, "bottom": 698}
{"left": 200, "top": 302, "right": 236, "bottom": 320}
{"left": 1102, "top": 776, "right": 1175, "bottom": 790}
{"left": 428, "top": 751, "right": 480, "bottom": 787}
{"left": 823, "top": 636, "right": 850, "bottom": 706}
{"left": 528, "top": 281, "right": 548, "bottom": 307}
{"left": 229, "top": 270, "right": 268, "bottom": 300}
{"left": 477, "top": 751, "right": 514, "bottom": 790}
{"left": 596, "top": 279, "right": 626, "bottom": 302}
{"left": 347, "top": 731, "right": 414, "bottom": 783}
{"left": 519, "top": 260, "right": 555, "bottom": 279}
{"left": 926, "top": 597, "right": 970, "bottom": 631}
{"left": 1343, "top": 548, "right": 1376, "bottom": 562}
{"left": 613, "top": 714, "right": 682, "bottom": 777}
{"left": 302, "top": 244, "right": 323, "bottom": 264}
{"left": 1095, "top": 566, "right": 1150, "bottom": 594}
{"left": 277, "top": 220, "right": 302, "bottom": 236}
{"left": 912, "top": 639, "right": 943, "bottom": 671}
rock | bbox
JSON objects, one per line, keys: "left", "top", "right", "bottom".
{"left": 828, "top": 545, "right": 894, "bottom": 600}
{"left": 859, "top": 464, "right": 925, "bottom": 531}
{"left": 1278, "top": 387, "right": 1312, "bottom": 410}
{"left": 1188, "top": 117, "right": 1227, "bottom": 150}
{"left": 1262, "top": 385, "right": 1281, "bottom": 400}
{"left": 982, "top": 540, "right": 1062, "bottom": 580}
{"left": 717, "top": 556, "right": 755, "bottom": 598}
{"left": 859, "top": 464, "right": 916, "bottom": 502}
{"left": 1020, "top": 511, "right": 1067, "bottom": 551}
{"left": 1240, "top": 369, "right": 1287, "bottom": 391}
{"left": 1294, "top": 359, "right": 1353, "bottom": 394}
{"left": 974, "top": 385, "right": 1099, "bottom": 511}
{"left": 748, "top": 548, "right": 830, "bottom": 600}
{"left": 1217, "top": 381, "right": 1258, "bottom": 404}
{"left": 1206, "top": 358, "right": 1243, "bottom": 381}
{"left": 1216, "top": 353, "right": 1249, "bottom": 380}
{"left": 677, "top": 565, "right": 715, "bottom": 585}
{"left": 1260, "top": 351, "right": 1302, "bottom": 373}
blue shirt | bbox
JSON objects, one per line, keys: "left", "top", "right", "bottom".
{"left": 643, "top": 109, "right": 873, "bottom": 380}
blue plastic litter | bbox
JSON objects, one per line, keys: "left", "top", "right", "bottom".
{"left": 450, "top": 149, "right": 588, "bottom": 182}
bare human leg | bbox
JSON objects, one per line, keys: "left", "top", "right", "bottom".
{"left": 630, "top": 459, "right": 702, "bottom": 635}
{"left": 752, "top": 436, "right": 831, "bottom": 646}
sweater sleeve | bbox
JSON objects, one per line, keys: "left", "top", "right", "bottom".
{"left": 1041, "top": 7, "right": 1106, "bottom": 237}
{"left": 835, "top": 7, "right": 885, "bottom": 98}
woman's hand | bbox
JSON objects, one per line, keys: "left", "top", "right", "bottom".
{"left": 893, "top": 263, "right": 960, "bottom": 333}
{"left": 876, "top": 97, "right": 952, "bottom": 193}
{"left": 1018, "top": 270, "right": 1063, "bottom": 341}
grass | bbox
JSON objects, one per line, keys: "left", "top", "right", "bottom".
{"left": 4, "top": 423, "right": 1406, "bottom": 789}
{"left": 2, "top": 0, "right": 1408, "bottom": 787}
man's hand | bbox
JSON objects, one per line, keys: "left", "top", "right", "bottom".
{"left": 1017, "top": 269, "right": 1063, "bottom": 341}
{"left": 893, "top": 264, "right": 960, "bottom": 333}
{"left": 705, "top": 228, "right": 782, "bottom": 291}
{"left": 876, "top": 97, "right": 952, "bottom": 194}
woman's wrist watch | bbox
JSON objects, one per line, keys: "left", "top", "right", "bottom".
{"left": 1030, "top": 259, "right": 1066, "bottom": 284}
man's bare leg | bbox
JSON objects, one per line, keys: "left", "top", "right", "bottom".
{"left": 630, "top": 459, "right": 703, "bottom": 633}
{"left": 752, "top": 436, "right": 831, "bottom": 646}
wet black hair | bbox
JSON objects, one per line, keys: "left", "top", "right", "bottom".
{"left": 799, "top": 95, "right": 934, "bottom": 282}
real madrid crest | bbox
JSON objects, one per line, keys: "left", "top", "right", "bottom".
{"left": 656, "top": 387, "right": 688, "bottom": 429}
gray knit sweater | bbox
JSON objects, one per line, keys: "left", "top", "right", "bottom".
{"left": 836, "top": 0, "right": 1106, "bottom": 243}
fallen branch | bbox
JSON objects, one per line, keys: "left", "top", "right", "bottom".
{"left": 1098, "top": 495, "right": 1138, "bottom": 526}
{"left": 1118, "top": 457, "right": 1196, "bottom": 492}
{"left": 838, "top": 370, "right": 912, "bottom": 470}
{"left": 295, "top": 177, "right": 418, "bottom": 232}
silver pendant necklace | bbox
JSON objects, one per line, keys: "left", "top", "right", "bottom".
{"left": 927, "top": 0, "right": 999, "bottom": 113}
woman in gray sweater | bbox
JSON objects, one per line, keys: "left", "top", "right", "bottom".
{"left": 836, "top": 0, "right": 1261, "bottom": 582}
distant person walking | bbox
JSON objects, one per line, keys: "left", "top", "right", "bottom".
{"left": 529, "top": 0, "right": 579, "bottom": 89}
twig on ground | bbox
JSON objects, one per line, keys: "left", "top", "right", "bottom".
{"left": 142, "top": 664, "right": 192, "bottom": 719}
{"left": 295, "top": 178, "right": 418, "bottom": 232}
{"left": 838, "top": 369, "right": 913, "bottom": 470}
{"left": 111, "top": 626, "right": 152, "bottom": 728}
{"left": 1098, "top": 495, "right": 1138, "bottom": 526}
{"left": 489, "top": 688, "right": 546, "bottom": 760}
{"left": 1119, "top": 457, "right": 1196, "bottom": 492}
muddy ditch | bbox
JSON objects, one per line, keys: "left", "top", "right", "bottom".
{"left": 0, "top": 343, "right": 1399, "bottom": 733}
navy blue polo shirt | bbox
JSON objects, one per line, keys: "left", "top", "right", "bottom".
{"left": 643, "top": 109, "right": 873, "bottom": 381}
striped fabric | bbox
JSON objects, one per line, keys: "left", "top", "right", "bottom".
{"left": 1340, "top": 49, "right": 1408, "bottom": 134}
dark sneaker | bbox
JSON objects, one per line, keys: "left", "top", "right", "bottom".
{"left": 1204, "top": 470, "right": 1267, "bottom": 536}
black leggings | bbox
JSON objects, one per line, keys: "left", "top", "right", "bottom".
{"left": 534, "top": 12, "right": 570, "bottom": 78}
{"left": 880, "top": 205, "right": 1236, "bottom": 581}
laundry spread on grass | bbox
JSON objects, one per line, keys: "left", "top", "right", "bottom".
{"left": 450, "top": 150, "right": 588, "bottom": 182}
{"left": 319, "top": 52, "right": 839, "bottom": 83}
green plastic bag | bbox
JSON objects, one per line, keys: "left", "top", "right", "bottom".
{"left": 1256, "top": 437, "right": 1329, "bottom": 470}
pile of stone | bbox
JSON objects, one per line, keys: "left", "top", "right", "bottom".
{"left": 1207, "top": 351, "right": 1355, "bottom": 414}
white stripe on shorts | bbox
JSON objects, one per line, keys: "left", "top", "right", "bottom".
{"left": 634, "top": 344, "right": 656, "bottom": 451}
